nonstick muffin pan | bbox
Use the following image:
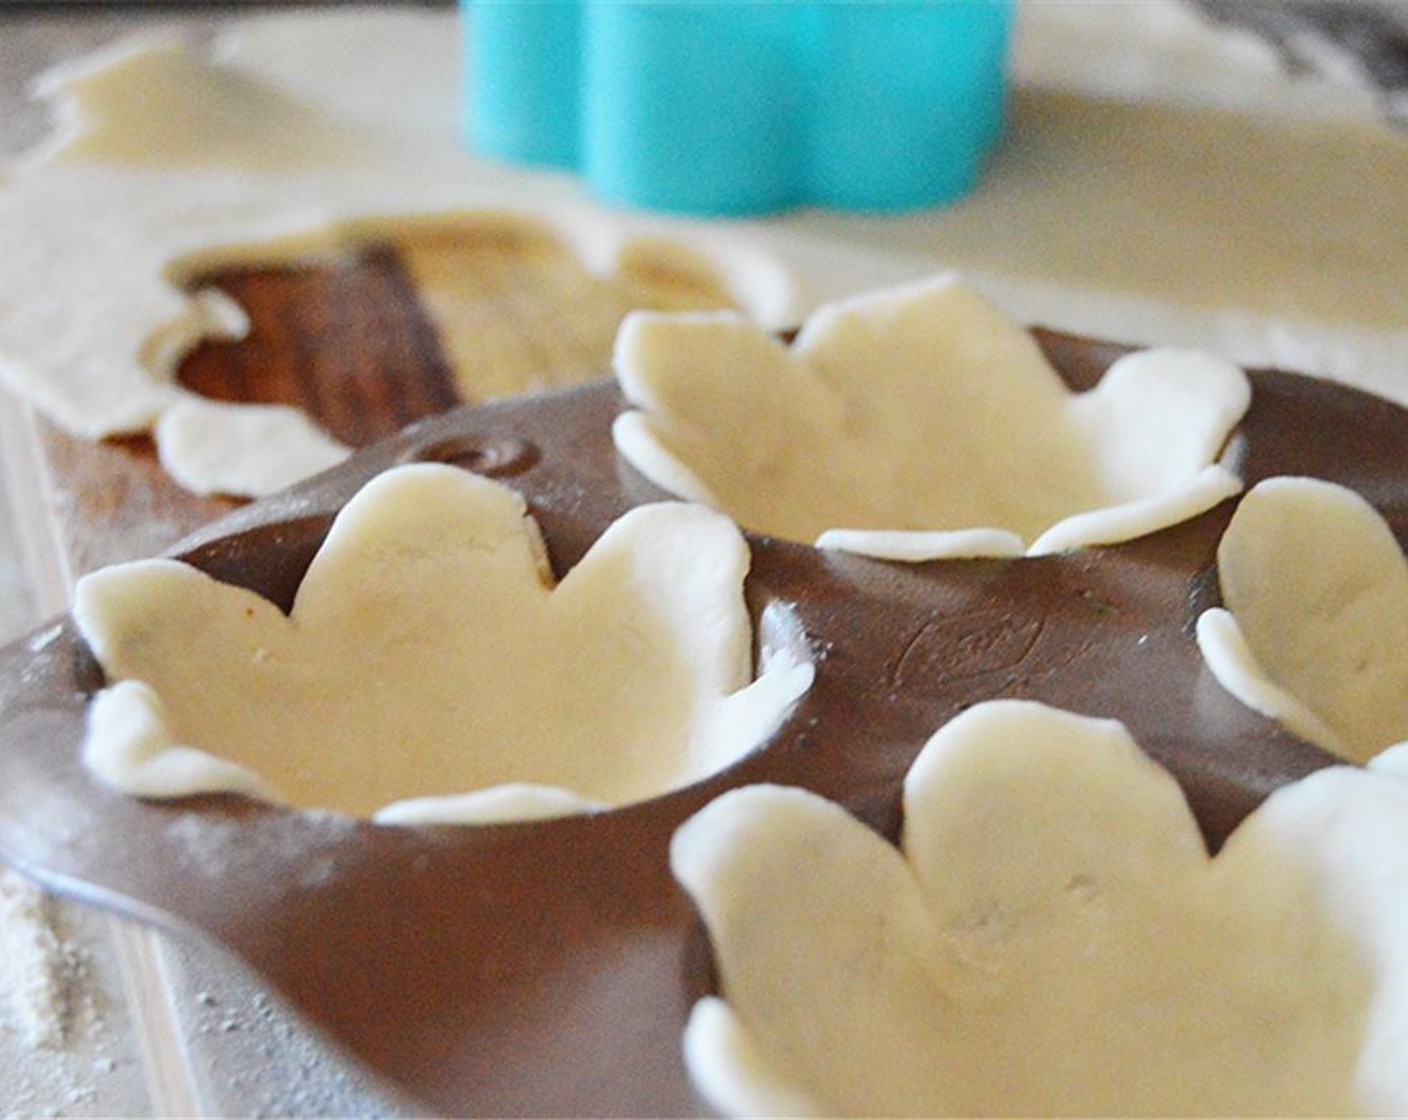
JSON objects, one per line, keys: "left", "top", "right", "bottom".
{"left": 0, "top": 327, "right": 1406, "bottom": 1116}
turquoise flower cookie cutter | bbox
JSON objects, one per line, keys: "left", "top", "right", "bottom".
{"left": 463, "top": 1, "right": 1014, "bottom": 216}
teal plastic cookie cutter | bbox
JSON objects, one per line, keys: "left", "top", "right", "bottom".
{"left": 463, "top": 1, "right": 1014, "bottom": 216}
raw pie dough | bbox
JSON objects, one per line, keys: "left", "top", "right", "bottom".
{"left": 614, "top": 276, "right": 1250, "bottom": 560}
{"left": 72, "top": 464, "right": 813, "bottom": 823}
{"left": 1, "top": 4, "right": 1407, "bottom": 496}
{"left": 0, "top": 28, "right": 795, "bottom": 497}
{"left": 1197, "top": 476, "right": 1408, "bottom": 764}
{"left": 672, "top": 699, "right": 1408, "bottom": 1117}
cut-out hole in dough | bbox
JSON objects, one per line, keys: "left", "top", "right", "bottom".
{"left": 614, "top": 276, "right": 1251, "bottom": 561}
{"left": 72, "top": 463, "right": 814, "bottom": 824}
{"left": 1196, "top": 475, "right": 1408, "bottom": 763}
{"left": 163, "top": 215, "right": 742, "bottom": 496}
{"left": 672, "top": 699, "right": 1408, "bottom": 1117}
{"left": 176, "top": 217, "right": 739, "bottom": 419}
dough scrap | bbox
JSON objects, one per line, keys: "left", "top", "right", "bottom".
{"left": 154, "top": 396, "right": 349, "bottom": 498}
{"left": 613, "top": 276, "right": 1249, "bottom": 559}
{"left": 73, "top": 463, "right": 814, "bottom": 823}
{"left": 2, "top": 4, "right": 1408, "bottom": 497}
{"left": 672, "top": 699, "right": 1408, "bottom": 1117}
{"left": 1197, "top": 476, "right": 1408, "bottom": 763}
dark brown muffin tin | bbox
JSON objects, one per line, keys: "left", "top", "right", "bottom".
{"left": 1, "top": 329, "right": 1405, "bottom": 1116}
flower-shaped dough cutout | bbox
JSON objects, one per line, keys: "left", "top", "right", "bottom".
{"left": 1197, "top": 476, "right": 1408, "bottom": 763}
{"left": 614, "top": 276, "right": 1250, "bottom": 560}
{"left": 73, "top": 463, "right": 813, "bottom": 824}
{"left": 672, "top": 699, "right": 1408, "bottom": 1117}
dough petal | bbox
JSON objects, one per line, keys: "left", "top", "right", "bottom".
{"left": 1198, "top": 476, "right": 1408, "bottom": 762}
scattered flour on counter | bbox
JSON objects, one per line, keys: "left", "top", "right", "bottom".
{"left": 0, "top": 861, "right": 395, "bottom": 1117}
{"left": 0, "top": 869, "right": 147, "bottom": 1118}
{"left": 0, "top": 868, "right": 89, "bottom": 1051}
{"left": 190, "top": 987, "right": 404, "bottom": 1119}
{"left": 170, "top": 935, "right": 407, "bottom": 1118}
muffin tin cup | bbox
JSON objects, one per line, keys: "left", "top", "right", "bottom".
{"left": 1, "top": 328, "right": 1406, "bottom": 1114}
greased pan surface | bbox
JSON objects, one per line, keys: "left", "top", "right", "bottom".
{"left": 1, "top": 330, "right": 1405, "bottom": 1116}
